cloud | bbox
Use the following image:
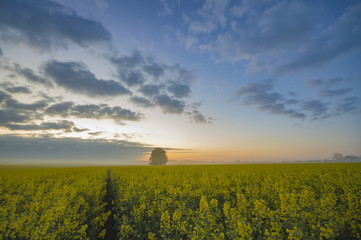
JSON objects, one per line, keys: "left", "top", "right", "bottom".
{"left": 88, "top": 131, "right": 103, "bottom": 136}
{"left": 177, "top": 1, "right": 360, "bottom": 74}
{"left": 187, "top": 109, "right": 213, "bottom": 124}
{"left": 158, "top": 0, "right": 174, "bottom": 16}
{"left": 73, "top": 127, "right": 89, "bottom": 133}
{"left": 320, "top": 88, "right": 352, "bottom": 97}
{"left": 108, "top": 51, "right": 211, "bottom": 123}
{"left": 130, "top": 96, "right": 154, "bottom": 108}
{"left": 200, "top": 1, "right": 314, "bottom": 65}
{"left": 153, "top": 94, "right": 185, "bottom": 114}
{"left": 43, "top": 60, "right": 131, "bottom": 96}
{"left": 0, "top": 109, "right": 32, "bottom": 124}
{"left": 4, "top": 86, "right": 31, "bottom": 94}
{"left": 336, "top": 97, "right": 361, "bottom": 115}
{"left": 0, "top": 135, "right": 150, "bottom": 161}
{"left": 0, "top": 0, "right": 111, "bottom": 50}
{"left": 0, "top": 90, "right": 11, "bottom": 102}
{"left": 301, "top": 100, "right": 329, "bottom": 119}
{"left": 185, "top": 0, "right": 229, "bottom": 34}
{"left": 4, "top": 98, "right": 48, "bottom": 111}
{"left": 167, "top": 81, "right": 191, "bottom": 98}
{"left": 139, "top": 84, "right": 162, "bottom": 97}
{"left": 276, "top": 3, "right": 361, "bottom": 73}
{"left": 44, "top": 102, "right": 74, "bottom": 117}
{"left": 306, "top": 77, "right": 353, "bottom": 97}
{"left": 0, "top": 91, "right": 44, "bottom": 124}
{"left": 11, "top": 64, "right": 54, "bottom": 87}
{"left": 306, "top": 79, "right": 324, "bottom": 87}
{"left": 45, "top": 102, "right": 143, "bottom": 122}
{"left": 143, "top": 62, "right": 164, "bottom": 79}
{"left": 235, "top": 79, "right": 306, "bottom": 119}
{"left": 3, "top": 120, "right": 75, "bottom": 131}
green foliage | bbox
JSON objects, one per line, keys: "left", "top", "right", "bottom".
{"left": 149, "top": 148, "right": 168, "bottom": 165}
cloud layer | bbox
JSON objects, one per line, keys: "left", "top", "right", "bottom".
{"left": 235, "top": 78, "right": 360, "bottom": 120}
{"left": 0, "top": 0, "right": 111, "bottom": 50}
{"left": 0, "top": 135, "right": 150, "bottom": 161}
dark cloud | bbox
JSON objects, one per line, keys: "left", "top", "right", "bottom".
{"left": 153, "top": 94, "right": 185, "bottom": 114}
{"left": 13, "top": 64, "right": 53, "bottom": 87}
{"left": 284, "top": 99, "right": 299, "bottom": 105}
{"left": 320, "top": 88, "right": 352, "bottom": 97}
{"left": 301, "top": 100, "right": 329, "bottom": 119}
{"left": 120, "top": 71, "right": 145, "bottom": 86}
{"left": 4, "top": 98, "right": 48, "bottom": 111}
{"left": 187, "top": 110, "right": 213, "bottom": 124}
{"left": 236, "top": 79, "right": 306, "bottom": 119}
{"left": 139, "top": 84, "right": 162, "bottom": 97}
{"left": 276, "top": 3, "right": 361, "bottom": 73}
{"left": 5, "top": 86, "right": 31, "bottom": 94}
{"left": 45, "top": 102, "right": 143, "bottom": 122}
{"left": 0, "top": 135, "right": 150, "bottom": 161}
{"left": 0, "top": 109, "right": 32, "bottom": 124}
{"left": 44, "top": 102, "right": 74, "bottom": 117}
{"left": 0, "top": 47, "right": 2, "bottom": 55}
{"left": 109, "top": 51, "right": 210, "bottom": 123}
{"left": 73, "top": 127, "right": 89, "bottom": 133}
{"left": 143, "top": 63, "right": 164, "bottom": 79}
{"left": 110, "top": 51, "right": 145, "bottom": 70}
{"left": 3, "top": 120, "right": 75, "bottom": 131}
{"left": 236, "top": 80, "right": 282, "bottom": 105}
{"left": 288, "top": 91, "right": 297, "bottom": 97}
{"left": 0, "top": 90, "right": 11, "bottom": 103}
{"left": 88, "top": 131, "right": 103, "bottom": 136}
{"left": 0, "top": 0, "right": 111, "bottom": 50}
{"left": 130, "top": 96, "right": 154, "bottom": 108}
{"left": 43, "top": 60, "right": 131, "bottom": 96}
{"left": 167, "top": 81, "right": 191, "bottom": 98}
{"left": 0, "top": 92, "right": 45, "bottom": 124}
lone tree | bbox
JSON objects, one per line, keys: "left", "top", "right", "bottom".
{"left": 149, "top": 148, "right": 168, "bottom": 165}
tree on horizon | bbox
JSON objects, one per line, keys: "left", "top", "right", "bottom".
{"left": 149, "top": 148, "right": 168, "bottom": 165}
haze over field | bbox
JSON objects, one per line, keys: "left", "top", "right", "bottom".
{"left": 0, "top": 0, "right": 360, "bottom": 165}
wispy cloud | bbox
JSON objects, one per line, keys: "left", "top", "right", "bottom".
{"left": 235, "top": 78, "right": 361, "bottom": 120}
{"left": 235, "top": 79, "right": 306, "bottom": 119}
{"left": 306, "top": 77, "right": 352, "bottom": 97}
{"left": 277, "top": 3, "right": 361, "bottom": 73}
{"left": 0, "top": 0, "right": 111, "bottom": 50}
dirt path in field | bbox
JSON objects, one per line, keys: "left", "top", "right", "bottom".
{"left": 102, "top": 169, "right": 118, "bottom": 240}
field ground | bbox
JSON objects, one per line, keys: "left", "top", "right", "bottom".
{"left": 1, "top": 163, "right": 360, "bottom": 239}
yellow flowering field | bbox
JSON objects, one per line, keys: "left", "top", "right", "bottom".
{"left": 0, "top": 167, "right": 110, "bottom": 240}
{"left": 110, "top": 163, "right": 361, "bottom": 239}
{"left": 1, "top": 163, "right": 360, "bottom": 239}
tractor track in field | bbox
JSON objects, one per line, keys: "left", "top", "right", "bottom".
{"left": 102, "top": 169, "right": 118, "bottom": 240}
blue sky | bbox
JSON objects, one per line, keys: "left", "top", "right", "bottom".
{"left": 0, "top": 0, "right": 360, "bottom": 164}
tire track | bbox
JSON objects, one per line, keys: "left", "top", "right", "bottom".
{"left": 102, "top": 169, "right": 118, "bottom": 240}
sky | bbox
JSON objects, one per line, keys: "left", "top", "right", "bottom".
{"left": 0, "top": 0, "right": 360, "bottom": 165}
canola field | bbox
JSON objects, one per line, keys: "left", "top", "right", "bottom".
{"left": 0, "top": 167, "right": 110, "bottom": 239}
{"left": 1, "top": 163, "right": 361, "bottom": 239}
